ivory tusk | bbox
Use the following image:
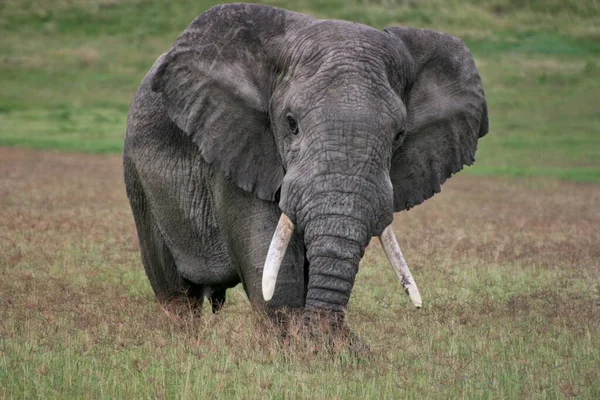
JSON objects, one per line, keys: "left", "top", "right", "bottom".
{"left": 379, "top": 225, "right": 423, "bottom": 308}
{"left": 262, "top": 213, "right": 295, "bottom": 301}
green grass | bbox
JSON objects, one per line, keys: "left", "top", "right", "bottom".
{"left": 1, "top": 149, "right": 599, "bottom": 398}
{"left": 1, "top": 3, "right": 599, "bottom": 398}
{"left": 1, "top": 0, "right": 599, "bottom": 180}
{"left": 3, "top": 268, "right": 598, "bottom": 399}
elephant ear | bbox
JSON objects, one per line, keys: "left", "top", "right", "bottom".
{"left": 151, "top": 4, "right": 312, "bottom": 201}
{"left": 384, "top": 27, "right": 489, "bottom": 212}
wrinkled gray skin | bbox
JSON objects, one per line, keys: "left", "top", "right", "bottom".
{"left": 124, "top": 4, "right": 488, "bottom": 319}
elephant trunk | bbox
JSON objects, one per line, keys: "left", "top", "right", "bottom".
{"left": 260, "top": 212, "right": 367, "bottom": 314}
{"left": 303, "top": 219, "right": 367, "bottom": 313}
{"left": 275, "top": 121, "right": 396, "bottom": 315}
{"left": 299, "top": 191, "right": 376, "bottom": 314}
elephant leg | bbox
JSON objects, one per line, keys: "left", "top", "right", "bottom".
{"left": 213, "top": 176, "right": 307, "bottom": 310}
{"left": 134, "top": 212, "right": 186, "bottom": 301}
{"left": 181, "top": 278, "right": 207, "bottom": 310}
{"left": 125, "top": 159, "right": 196, "bottom": 303}
{"left": 209, "top": 288, "right": 227, "bottom": 313}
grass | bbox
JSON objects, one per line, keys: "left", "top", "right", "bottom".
{"left": 1, "top": 0, "right": 599, "bottom": 398}
{"left": 1, "top": 148, "right": 599, "bottom": 398}
{"left": 0, "top": 0, "right": 599, "bottom": 180}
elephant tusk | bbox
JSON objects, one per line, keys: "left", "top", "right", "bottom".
{"left": 262, "top": 213, "right": 295, "bottom": 301}
{"left": 379, "top": 225, "right": 423, "bottom": 308}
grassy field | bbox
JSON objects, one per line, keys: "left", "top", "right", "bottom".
{"left": 1, "top": 0, "right": 600, "bottom": 398}
{"left": 1, "top": 0, "right": 599, "bottom": 181}
{"left": 1, "top": 148, "right": 599, "bottom": 398}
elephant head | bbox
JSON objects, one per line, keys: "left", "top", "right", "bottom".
{"left": 150, "top": 4, "right": 488, "bottom": 316}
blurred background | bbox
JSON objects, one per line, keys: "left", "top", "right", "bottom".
{"left": 1, "top": 0, "right": 599, "bottom": 181}
{"left": 1, "top": 2, "right": 599, "bottom": 398}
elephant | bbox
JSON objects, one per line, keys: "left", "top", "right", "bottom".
{"left": 123, "top": 3, "right": 488, "bottom": 324}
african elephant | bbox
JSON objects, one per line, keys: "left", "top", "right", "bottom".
{"left": 123, "top": 4, "right": 488, "bottom": 321}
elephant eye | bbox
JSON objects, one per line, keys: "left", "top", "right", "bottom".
{"left": 286, "top": 114, "right": 299, "bottom": 135}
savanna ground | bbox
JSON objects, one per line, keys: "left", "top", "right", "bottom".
{"left": 1, "top": 0, "right": 599, "bottom": 398}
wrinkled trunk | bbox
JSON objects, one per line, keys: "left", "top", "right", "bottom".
{"left": 300, "top": 196, "right": 374, "bottom": 314}
{"left": 304, "top": 233, "right": 364, "bottom": 312}
{"left": 278, "top": 121, "right": 394, "bottom": 315}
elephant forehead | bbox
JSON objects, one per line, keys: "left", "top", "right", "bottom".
{"left": 281, "top": 59, "right": 405, "bottom": 123}
{"left": 297, "top": 19, "right": 384, "bottom": 44}
{"left": 284, "top": 20, "right": 395, "bottom": 65}
{"left": 281, "top": 24, "right": 405, "bottom": 89}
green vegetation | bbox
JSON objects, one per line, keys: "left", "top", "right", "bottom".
{"left": 1, "top": 149, "right": 599, "bottom": 398}
{"left": 0, "top": 0, "right": 599, "bottom": 181}
{"left": 1, "top": 1, "right": 599, "bottom": 398}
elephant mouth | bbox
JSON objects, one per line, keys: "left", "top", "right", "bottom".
{"left": 262, "top": 213, "right": 422, "bottom": 308}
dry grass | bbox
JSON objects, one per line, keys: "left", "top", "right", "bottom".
{"left": 1, "top": 147, "right": 599, "bottom": 398}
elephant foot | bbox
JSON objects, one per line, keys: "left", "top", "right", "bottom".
{"left": 209, "top": 288, "right": 226, "bottom": 313}
{"left": 181, "top": 280, "right": 228, "bottom": 314}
